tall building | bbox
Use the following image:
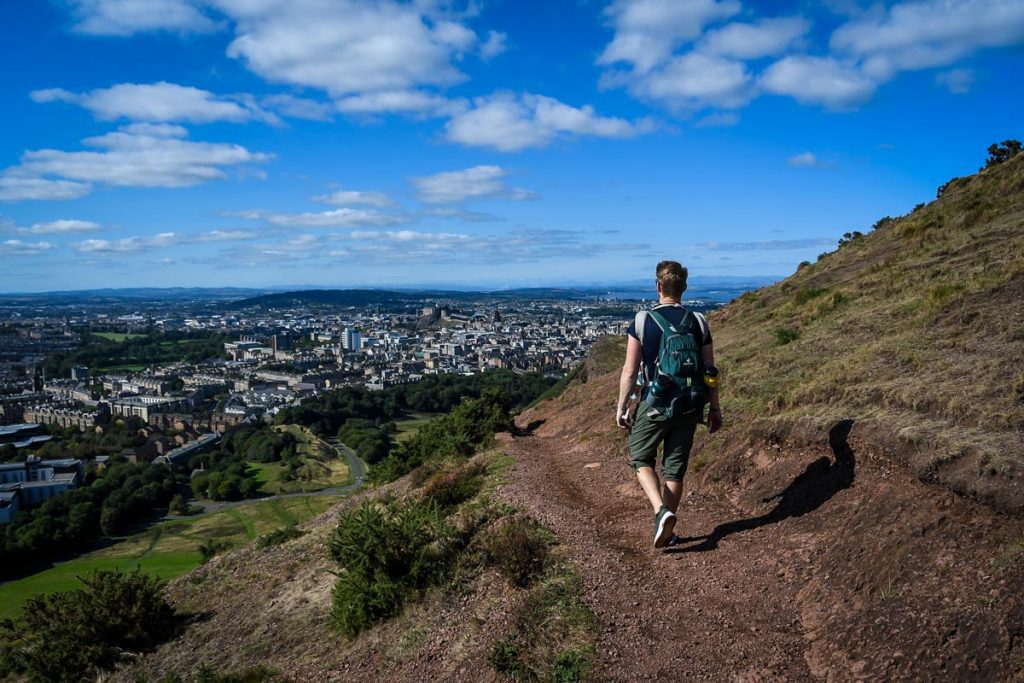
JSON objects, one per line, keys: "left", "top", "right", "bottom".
{"left": 71, "top": 366, "right": 89, "bottom": 381}
{"left": 343, "top": 328, "right": 362, "bottom": 351}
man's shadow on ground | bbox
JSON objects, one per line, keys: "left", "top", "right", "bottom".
{"left": 667, "top": 419, "right": 856, "bottom": 554}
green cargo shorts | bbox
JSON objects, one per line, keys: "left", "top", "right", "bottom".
{"left": 628, "top": 407, "right": 700, "bottom": 482}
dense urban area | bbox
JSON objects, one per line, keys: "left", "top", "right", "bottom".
{"left": 0, "top": 289, "right": 724, "bottom": 575}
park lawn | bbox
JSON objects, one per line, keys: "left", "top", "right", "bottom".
{"left": 249, "top": 457, "right": 350, "bottom": 495}
{"left": 91, "top": 332, "right": 146, "bottom": 342}
{"left": 393, "top": 413, "right": 438, "bottom": 444}
{"left": 97, "top": 363, "right": 148, "bottom": 373}
{"left": 0, "top": 495, "right": 341, "bottom": 621}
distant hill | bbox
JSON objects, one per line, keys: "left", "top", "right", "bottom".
{"left": 228, "top": 286, "right": 637, "bottom": 309}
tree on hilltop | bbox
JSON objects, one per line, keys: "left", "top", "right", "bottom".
{"left": 982, "top": 139, "right": 1022, "bottom": 170}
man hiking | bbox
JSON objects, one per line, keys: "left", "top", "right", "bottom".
{"left": 616, "top": 261, "right": 722, "bottom": 548}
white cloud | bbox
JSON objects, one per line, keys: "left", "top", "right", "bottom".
{"left": 410, "top": 165, "right": 535, "bottom": 204}
{"left": 31, "top": 82, "right": 278, "bottom": 125}
{"left": 18, "top": 219, "right": 101, "bottom": 235}
{"left": 935, "top": 67, "right": 975, "bottom": 93}
{"left": 7, "top": 123, "right": 271, "bottom": 191}
{"left": 347, "top": 229, "right": 471, "bottom": 242}
{"left": 693, "top": 111, "right": 740, "bottom": 127}
{"left": 75, "top": 232, "right": 178, "bottom": 253}
{"left": 68, "top": 0, "right": 219, "bottom": 36}
{"left": 598, "top": 0, "right": 742, "bottom": 72}
{"left": 699, "top": 237, "right": 835, "bottom": 250}
{"left": 480, "top": 30, "right": 508, "bottom": 61}
{"left": 312, "top": 189, "right": 396, "bottom": 207}
{"left": 630, "top": 52, "right": 753, "bottom": 109}
{"left": 831, "top": 0, "right": 1024, "bottom": 80}
{"left": 261, "top": 94, "right": 335, "bottom": 121}
{"left": 787, "top": 151, "right": 831, "bottom": 168}
{"left": 0, "top": 175, "right": 92, "bottom": 202}
{"left": 700, "top": 17, "right": 810, "bottom": 59}
{"left": 444, "top": 93, "right": 652, "bottom": 152}
{"left": 1, "top": 239, "right": 56, "bottom": 255}
{"left": 234, "top": 207, "right": 406, "bottom": 228}
{"left": 196, "top": 229, "right": 259, "bottom": 241}
{"left": 760, "top": 56, "right": 877, "bottom": 109}
{"left": 334, "top": 90, "right": 462, "bottom": 116}
{"left": 219, "top": 0, "right": 478, "bottom": 95}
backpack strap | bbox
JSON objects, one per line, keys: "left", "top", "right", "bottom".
{"left": 693, "top": 311, "right": 709, "bottom": 345}
{"left": 647, "top": 309, "right": 684, "bottom": 335}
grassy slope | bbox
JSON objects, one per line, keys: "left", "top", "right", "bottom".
{"left": 710, "top": 153, "right": 1024, "bottom": 511}
{"left": 249, "top": 425, "right": 351, "bottom": 495}
{"left": 0, "top": 496, "right": 340, "bottom": 621}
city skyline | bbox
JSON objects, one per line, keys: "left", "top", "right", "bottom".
{"left": 2, "top": 0, "right": 1023, "bottom": 291}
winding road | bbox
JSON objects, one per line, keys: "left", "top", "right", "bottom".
{"left": 163, "top": 435, "right": 365, "bottom": 520}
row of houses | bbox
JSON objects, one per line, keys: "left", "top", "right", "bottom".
{"left": 0, "top": 455, "right": 83, "bottom": 524}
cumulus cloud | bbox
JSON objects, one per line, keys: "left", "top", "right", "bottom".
{"left": 234, "top": 207, "right": 406, "bottom": 228}
{"left": 445, "top": 93, "right": 652, "bottom": 152}
{"left": 628, "top": 51, "right": 753, "bottom": 109}
{"left": 312, "top": 189, "right": 397, "bottom": 207}
{"left": 760, "top": 56, "right": 877, "bottom": 109}
{"left": 0, "top": 175, "right": 91, "bottom": 202}
{"left": 6, "top": 123, "right": 271, "bottom": 192}
{"left": 31, "top": 82, "right": 278, "bottom": 125}
{"left": 260, "top": 94, "right": 335, "bottom": 121}
{"left": 0, "top": 239, "right": 56, "bottom": 255}
{"left": 598, "top": 0, "right": 741, "bottom": 72}
{"left": 479, "top": 30, "right": 508, "bottom": 61}
{"left": 410, "top": 165, "right": 535, "bottom": 204}
{"left": 935, "top": 67, "right": 976, "bottom": 93}
{"left": 699, "top": 17, "right": 810, "bottom": 59}
{"left": 195, "top": 229, "right": 259, "bottom": 241}
{"left": 830, "top": 0, "right": 1024, "bottom": 80}
{"left": 67, "top": 0, "right": 219, "bottom": 36}
{"left": 75, "top": 232, "right": 178, "bottom": 253}
{"left": 17, "top": 219, "right": 101, "bottom": 234}
{"left": 219, "top": 0, "right": 478, "bottom": 95}
{"left": 787, "top": 152, "right": 823, "bottom": 167}
{"left": 334, "top": 90, "right": 462, "bottom": 116}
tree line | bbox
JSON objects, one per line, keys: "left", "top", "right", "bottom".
{"left": 0, "top": 459, "right": 178, "bottom": 579}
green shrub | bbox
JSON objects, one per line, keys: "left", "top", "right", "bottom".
{"left": 774, "top": 327, "right": 801, "bottom": 345}
{"left": 552, "top": 647, "right": 595, "bottom": 683}
{"left": 488, "top": 639, "right": 520, "bottom": 675}
{"left": 257, "top": 524, "right": 304, "bottom": 548}
{"left": 327, "top": 497, "right": 456, "bottom": 637}
{"left": 420, "top": 461, "right": 488, "bottom": 510}
{"left": 487, "top": 565, "right": 595, "bottom": 681}
{"left": 483, "top": 517, "right": 553, "bottom": 588}
{"left": 0, "top": 568, "right": 177, "bottom": 681}
{"left": 199, "top": 538, "right": 232, "bottom": 562}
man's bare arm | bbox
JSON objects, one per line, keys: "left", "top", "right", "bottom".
{"left": 616, "top": 335, "right": 643, "bottom": 428}
{"left": 702, "top": 342, "right": 722, "bottom": 432}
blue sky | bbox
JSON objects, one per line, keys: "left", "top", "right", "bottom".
{"left": 1, "top": 0, "right": 1022, "bottom": 292}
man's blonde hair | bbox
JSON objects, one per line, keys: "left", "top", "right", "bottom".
{"left": 656, "top": 261, "right": 688, "bottom": 298}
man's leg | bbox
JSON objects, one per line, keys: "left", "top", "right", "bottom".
{"left": 661, "top": 414, "right": 699, "bottom": 515}
{"left": 662, "top": 480, "right": 683, "bottom": 514}
{"left": 636, "top": 466, "right": 665, "bottom": 513}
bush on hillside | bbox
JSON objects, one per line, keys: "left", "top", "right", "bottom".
{"left": 0, "top": 568, "right": 177, "bottom": 681}
{"left": 419, "top": 461, "right": 488, "bottom": 511}
{"left": 327, "top": 497, "right": 457, "bottom": 637}
{"left": 369, "top": 389, "right": 513, "bottom": 484}
{"left": 982, "top": 139, "right": 1022, "bottom": 170}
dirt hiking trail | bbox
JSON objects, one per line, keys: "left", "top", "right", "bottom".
{"left": 503, "top": 368, "right": 1024, "bottom": 682}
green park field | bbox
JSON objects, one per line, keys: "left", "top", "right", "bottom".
{"left": 247, "top": 425, "right": 352, "bottom": 494}
{"left": 0, "top": 495, "right": 340, "bottom": 621}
